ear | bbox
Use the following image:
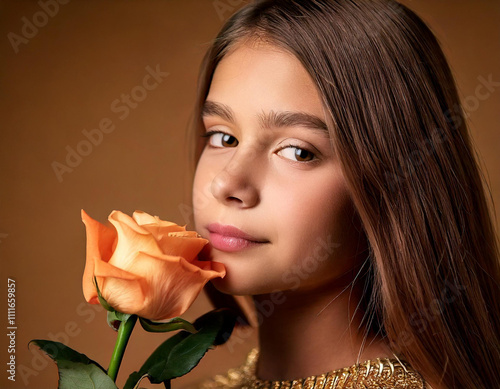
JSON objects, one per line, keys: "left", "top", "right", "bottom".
{"left": 203, "top": 282, "right": 258, "bottom": 327}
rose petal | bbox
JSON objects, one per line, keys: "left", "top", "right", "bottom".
{"left": 140, "top": 224, "right": 186, "bottom": 241}
{"left": 107, "top": 210, "right": 163, "bottom": 271}
{"left": 132, "top": 210, "right": 174, "bottom": 227}
{"left": 191, "top": 258, "right": 226, "bottom": 274}
{"left": 168, "top": 231, "right": 199, "bottom": 238}
{"left": 81, "top": 209, "right": 117, "bottom": 302}
{"left": 156, "top": 234, "right": 208, "bottom": 263}
{"left": 110, "top": 210, "right": 151, "bottom": 235}
{"left": 132, "top": 211, "right": 186, "bottom": 239}
{"left": 93, "top": 259, "right": 147, "bottom": 314}
{"left": 126, "top": 251, "right": 225, "bottom": 320}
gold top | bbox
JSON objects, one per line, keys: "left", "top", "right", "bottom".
{"left": 198, "top": 348, "right": 426, "bottom": 389}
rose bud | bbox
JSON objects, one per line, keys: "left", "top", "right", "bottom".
{"left": 81, "top": 209, "right": 225, "bottom": 321}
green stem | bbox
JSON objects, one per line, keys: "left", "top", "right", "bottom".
{"left": 107, "top": 314, "right": 138, "bottom": 382}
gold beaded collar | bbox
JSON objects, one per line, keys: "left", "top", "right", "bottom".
{"left": 199, "top": 348, "right": 426, "bottom": 389}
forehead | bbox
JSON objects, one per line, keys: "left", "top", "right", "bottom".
{"left": 208, "top": 41, "right": 325, "bottom": 119}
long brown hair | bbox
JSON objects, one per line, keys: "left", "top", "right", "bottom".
{"left": 188, "top": 1, "right": 500, "bottom": 388}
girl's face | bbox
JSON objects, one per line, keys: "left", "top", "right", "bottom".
{"left": 193, "top": 41, "right": 367, "bottom": 296}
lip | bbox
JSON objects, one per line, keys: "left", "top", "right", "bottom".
{"left": 206, "top": 223, "right": 269, "bottom": 252}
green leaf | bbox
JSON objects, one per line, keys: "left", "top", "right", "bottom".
{"left": 124, "top": 331, "right": 190, "bottom": 389}
{"left": 157, "top": 309, "right": 237, "bottom": 380}
{"left": 140, "top": 317, "right": 197, "bottom": 334}
{"left": 148, "top": 326, "right": 215, "bottom": 381}
{"left": 30, "top": 339, "right": 117, "bottom": 389}
{"left": 125, "top": 308, "right": 238, "bottom": 388}
{"left": 193, "top": 308, "right": 238, "bottom": 346}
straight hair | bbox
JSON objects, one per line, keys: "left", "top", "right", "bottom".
{"left": 188, "top": 1, "right": 500, "bottom": 388}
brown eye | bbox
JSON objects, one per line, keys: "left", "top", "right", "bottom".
{"left": 294, "top": 148, "right": 314, "bottom": 161}
{"left": 220, "top": 133, "right": 238, "bottom": 147}
{"left": 278, "top": 146, "right": 315, "bottom": 162}
{"left": 203, "top": 131, "right": 239, "bottom": 148}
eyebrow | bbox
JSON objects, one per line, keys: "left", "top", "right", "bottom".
{"left": 202, "top": 100, "right": 328, "bottom": 133}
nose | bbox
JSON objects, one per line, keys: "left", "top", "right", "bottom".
{"left": 210, "top": 149, "right": 260, "bottom": 208}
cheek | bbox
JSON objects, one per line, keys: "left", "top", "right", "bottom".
{"left": 312, "top": 184, "right": 358, "bottom": 262}
{"left": 192, "top": 154, "right": 213, "bottom": 224}
{"left": 271, "top": 173, "right": 358, "bottom": 275}
{"left": 272, "top": 170, "right": 351, "bottom": 240}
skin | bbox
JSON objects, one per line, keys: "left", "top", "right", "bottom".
{"left": 193, "top": 39, "right": 393, "bottom": 380}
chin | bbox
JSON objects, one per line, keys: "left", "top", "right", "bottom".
{"left": 211, "top": 274, "right": 278, "bottom": 297}
{"left": 210, "top": 276, "right": 249, "bottom": 295}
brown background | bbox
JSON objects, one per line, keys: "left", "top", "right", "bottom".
{"left": 0, "top": 1, "right": 498, "bottom": 388}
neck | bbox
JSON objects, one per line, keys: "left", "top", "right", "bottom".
{"left": 253, "top": 275, "right": 393, "bottom": 380}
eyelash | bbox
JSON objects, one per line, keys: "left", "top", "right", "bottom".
{"left": 201, "top": 130, "right": 318, "bottom": 163}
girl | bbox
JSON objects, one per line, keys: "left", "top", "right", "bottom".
{"left": 189, "top": 1, "right": 500, "bottom": 388}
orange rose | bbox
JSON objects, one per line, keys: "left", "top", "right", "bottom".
{"left": 81, "top": 209, "right": 225, "bottom": 321}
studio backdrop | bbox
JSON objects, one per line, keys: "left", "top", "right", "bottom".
{"left": 0, "top": 1, "right": 498, "bottom": 388}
